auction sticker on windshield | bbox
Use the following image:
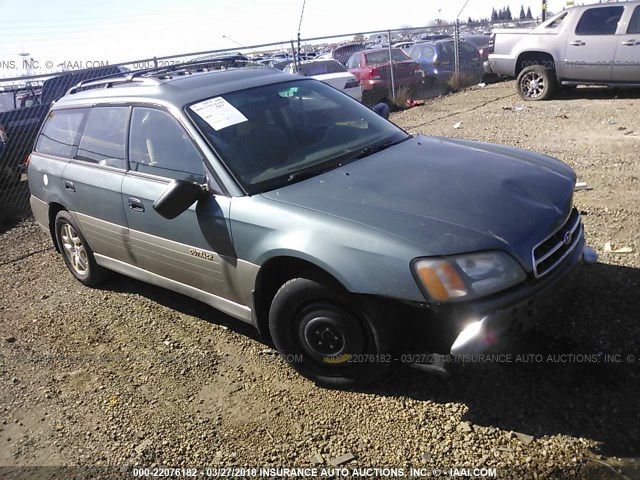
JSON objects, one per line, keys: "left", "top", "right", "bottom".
{"left": 189, "top": 97, "right": 248, "bottom": 131}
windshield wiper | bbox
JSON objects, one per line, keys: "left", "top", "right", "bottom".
{"left": 352, "top": 134, "right": 411, "bottom": 160}
{"left": 284, "top": 135, "right": 411, "bottom": 184}
{"left": 286, "top": 166, "right": 334, "bottom": 183}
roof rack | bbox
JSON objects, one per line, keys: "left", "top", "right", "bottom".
{"left": 67, "top": 58, "right": 271, "bottom": 95}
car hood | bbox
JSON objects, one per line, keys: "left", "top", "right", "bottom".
{"left": 261, "top": 135, "right": 576, "bottom": 271}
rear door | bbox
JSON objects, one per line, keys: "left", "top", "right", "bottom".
{"left": 613, "top": 5, "right": 640, "bottom": 82}
{"left": 564, "top": 5, "right": 624, "bottom": 81}
{"left": 57, "top": 106, "right": 133, "bottom": 264}
{"left": 121, "top": 106, "right": 239, "bottom": 305}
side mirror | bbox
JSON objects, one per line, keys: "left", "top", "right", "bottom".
{"left": 373, "top": 102, "right": 390, "bottom": 120}
{"left": 153, "top": 180, "right": 206, "bottom": 220}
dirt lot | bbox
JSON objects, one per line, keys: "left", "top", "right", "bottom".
{"left": 1, "top": 81, "right": 639, "bottom": 479}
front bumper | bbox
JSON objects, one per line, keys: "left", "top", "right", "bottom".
{"left": 449, "top": 238, "right": 597, "bottom": 356}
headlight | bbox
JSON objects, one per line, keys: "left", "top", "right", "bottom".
{"left": 413, "top": 251, "right": 526, "bottom": 302}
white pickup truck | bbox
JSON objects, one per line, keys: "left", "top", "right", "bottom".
{"left": 485, "top": 0, "right": 640, "bottom": 100}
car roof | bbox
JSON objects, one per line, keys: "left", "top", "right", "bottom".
{"left": 52, "top": 68, "right": 299, "bottom": 110}
{"left": 364, "top": 47, "right": 403, "bottom": 53}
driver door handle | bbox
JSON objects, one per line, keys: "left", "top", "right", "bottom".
{"left": 128, "top": 197, "right": 145, "bottom": 212}
{"left": 569, "top": 40, "right": 586, "bottom": 46}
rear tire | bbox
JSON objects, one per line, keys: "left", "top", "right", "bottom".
{"left": 54, "top": 211, "right": 107, "bottom": 286}
{"left": 268, "top": 277, "right": 393, "bottom": 388}
{"left": 517, "top": 65, "right": 557, "bottom": 101}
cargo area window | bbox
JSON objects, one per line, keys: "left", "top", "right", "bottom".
{"left": 575, "top": 6, "right": 624, "bottom": 35}
{"left": 35, "top": 109, "right": 84, "bottom": 159}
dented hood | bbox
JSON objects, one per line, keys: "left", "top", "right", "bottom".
{"left": 261, "top": 135, "right": 576, "bottom": 271}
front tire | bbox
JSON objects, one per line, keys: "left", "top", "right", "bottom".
{"left": 54, "top": 211, "right": 107, "bottom": 286}
{"left": 268, "top": 277, "right": 393, "bottom": 387}
{"left": 517, "top": 65, "right": 557, "bottom": 101}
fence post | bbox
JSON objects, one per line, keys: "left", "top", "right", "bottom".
{"left": 387, "top": 30, "right": 395, "bottom": 101}
{"left": 290, "top": 40, "right": 298, "bottom": 71}
{"left": 454, "top": 20, "right": 460, "bottom": 78}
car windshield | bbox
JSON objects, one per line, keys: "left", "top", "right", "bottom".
{"left": 543, "top": 11, "right": 568, "bottom": 28}
{"left": 186, "top": 79, "right": 408, "bottom": 195}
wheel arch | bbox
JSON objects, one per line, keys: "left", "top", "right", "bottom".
{"left": 515, "top": 51, "right": 556, "bottom": 77}
{"left": 252, "top": 254, "right": 348, "bottom": 342}
{"left": 48, "top": 202, "right": 67, "bottom": 252}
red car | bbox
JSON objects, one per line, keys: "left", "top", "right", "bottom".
{"left": 346, "top": 48, "right": 423, "bottom": 105}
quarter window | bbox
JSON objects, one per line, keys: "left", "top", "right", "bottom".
{"left": 76, "top": 107, "right": 128, "bottom": 168}
{"left": 128, "top": 108, "right": 205, "bottom": 182}
{"left": 35, "top": 109, "right": 84, "bottom": 158}
{"left": 575, "top": 6, "right": 624, "bottom": 35}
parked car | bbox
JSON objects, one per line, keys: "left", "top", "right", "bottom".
{"left": 486, "top": 0, "right": 640, "bottom": 100}
{"left": 284, "top": 59, "right": 362, "bottom": 101}
{"left": 407, "top": 40, "right": 483, "bottom": 90}
{"left": 327, "top": 43, "right": 367, "bottom": 65}
{"left": 346, "top": 48, "right": 423, "bottom": 104}
{"left": 28, "top": 62, "right": 596, "bottom": 387}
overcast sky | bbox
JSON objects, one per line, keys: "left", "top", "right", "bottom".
{"left": 0, "top": 0, "right": 600, "bottom": 77}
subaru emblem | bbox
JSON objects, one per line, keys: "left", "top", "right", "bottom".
{"left": 564, "top": 231, "right": 572, "bottom": 245}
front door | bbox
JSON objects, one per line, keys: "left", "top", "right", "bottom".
{"left": 563, "top": 5, "right": 625, "bottom": 82}
{"left": 121, "top": 107, "right": 239, "bottom": 305}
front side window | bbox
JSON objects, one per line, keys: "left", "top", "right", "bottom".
{"left": 128, "top": 107, "right": 205, "bottom": 182}
{"left": 628, "top": 6, "right": 640, "bottom": 34}
{"left": 35, "top": 109, "right": 85, "bottom": 158}
{"left": 187, "top": 79, "right": 407, "bottom": 195}
{"left": 76, "top": 107, "right": 128, "bottom": 168}
{"left": 575, "top": 6, "right": 624, "bottom": 35}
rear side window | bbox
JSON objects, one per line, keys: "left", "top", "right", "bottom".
{"left": 76, "top": 107, "right": 128, "bottom": 168}
{"left": 128, "top": 107, "right": 205, "bottom": 182}
{"left": 35, "top": 109, "right": 84, "bottom": 158}
{"left": 575, "top": 6, "right": 624, "bottom": 35}
{"left": 628, "top": 6, "right": 640, "bottom": 34}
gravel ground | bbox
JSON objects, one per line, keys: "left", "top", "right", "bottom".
{"left": 1, "top": 81, "right": 639, "bottom": 480}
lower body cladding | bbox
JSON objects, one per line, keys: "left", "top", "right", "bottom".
{"left": 400, "top": 236, "right": 597, "bottom": 361}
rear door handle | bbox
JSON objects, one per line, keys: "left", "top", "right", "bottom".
{"left": 569, "top": 40, "right": 586, "bottom": 46}
{"left": 64, "top": 181, "right": 75, "bottom": 192}
{"left": 621, "top": 39, "right": 638, "bottom": 46}
{"left": 128, "top": 197, "right": 145, "bottom": 212}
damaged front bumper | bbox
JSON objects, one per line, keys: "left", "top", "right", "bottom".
{"left": 449, "top": 237, "right": 597, "bottom": 356}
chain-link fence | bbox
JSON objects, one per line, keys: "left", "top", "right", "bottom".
{"left": 0, "top": 18, "right": 539, "bottom": 224}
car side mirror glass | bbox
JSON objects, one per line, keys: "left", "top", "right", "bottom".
{"left": 373, "top": 102, "right": 390, "bottom": 120}
{"left": 153, "top": 180, "right": 206, "bottom": 219}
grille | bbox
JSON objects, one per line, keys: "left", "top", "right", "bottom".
{"left": 532, "top": 208, "right": 582, "bottom": 278}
